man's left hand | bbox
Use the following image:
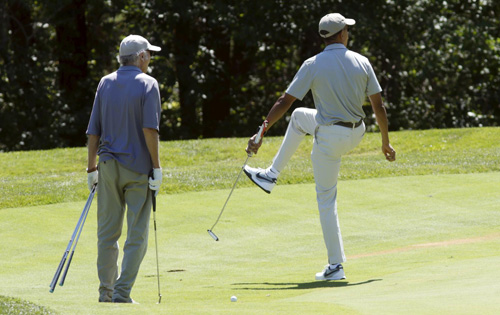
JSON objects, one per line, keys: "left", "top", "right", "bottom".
{"left": 382, "top": 144, "right": 396, "bottom": 162}
{"left": 149, "top": 168, "right": 163, "bottom": 196}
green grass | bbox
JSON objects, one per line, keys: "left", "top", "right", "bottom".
{"left": 0, "top": 127, "right": 499, "bottom": 209}
{"left": 0, "top": 127, "right": 499, "bottom": 314}
{"left": 0, "top": 173, "right": 499, "bottom": 314}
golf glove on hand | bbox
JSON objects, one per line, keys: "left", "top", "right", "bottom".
{"left": 149, "top": 168, "right": 162, "bottom": 196}
{"left": 87, "top": 170, "right": 98, "bottom": 191}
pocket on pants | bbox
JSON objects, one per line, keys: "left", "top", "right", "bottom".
{"left": 314, "top": 126, "right": 353, "bottom": 157}
{"left": 351, "top": 123, "right": 366, "bottom": 147}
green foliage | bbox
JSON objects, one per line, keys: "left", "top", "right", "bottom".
{"left": 358, "top": 0, "right": 500, "bottom": 130}
{"left": 1, "top": 0, "right": 499, "bottom": 151}
{"left": 0, "top": 295, "right": 57, "bottom": 315}
{"left": 0, "top": 0, "right": 128, "bottom": 150}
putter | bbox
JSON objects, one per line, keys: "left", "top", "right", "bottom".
{"left": 150, "top": 173, "right": 162, "bottom": 304}
{"left": 50, "top": 184, "right": 96, "bottom": 293}
{"left": 207, "top": 120, "right": 268, "bottom": 241}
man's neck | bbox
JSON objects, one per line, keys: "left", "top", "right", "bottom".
{"left": 325, "top": 41, "right": 345, "bottom": 47}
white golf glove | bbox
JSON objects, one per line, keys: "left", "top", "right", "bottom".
{"left": 87, "top": 170, "right": 98, "bottom": 191}
{"left": 149, "top": 168, "right": 163, "bottom": 196}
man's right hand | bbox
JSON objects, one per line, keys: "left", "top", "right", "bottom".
{"left": 87, "top": 170, "right": 98, "bottom": 191}
{"left": 245, "top": 134, "right": 262, "bottom": 155}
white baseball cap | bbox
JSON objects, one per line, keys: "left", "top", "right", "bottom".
{"left": 318, "top": 13, "right": 356, "bottom": 38}
{"left": 119, "top": 35, "right": 161, "bottom": 56}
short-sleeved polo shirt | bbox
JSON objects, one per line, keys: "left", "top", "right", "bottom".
{"left": 286, "top": 43, "right": 382, "bottom": 125}
{"left": 86, "top": 66, "right": 161, "bottom": 175}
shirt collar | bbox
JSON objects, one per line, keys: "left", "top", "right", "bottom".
{"left": 323, "top": 43, "right": 347, "bottom": 51}
{"left": 118, "top": 65, "right": 142, "bottom": 72}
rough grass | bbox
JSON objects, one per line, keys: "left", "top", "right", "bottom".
{"left": 0, "top": 127, "right": 498, "bottom": 209}
{"left": 0, "top": 295, "right": 56, "bottom": 314}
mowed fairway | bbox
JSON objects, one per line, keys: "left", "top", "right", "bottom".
{"left": 1, "top": 172, "right": 499, "bottom": 314}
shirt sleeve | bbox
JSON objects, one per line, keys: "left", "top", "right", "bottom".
{"left": 365, "top": 61, "right": 382, "bottom": 97}
{"left": 86, "top": 79, "right": 103, "bottom": 136}
{"left": 286, "top": 61, "right": 313, "bottom": 101}
{"left": 142, "top": 79, "right": 161, "bottom": 131}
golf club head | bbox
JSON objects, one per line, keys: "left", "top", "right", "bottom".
{"left": 157, "top": 294, "right": 162, "bottom": 304}
{"left": 207, "top": 230, "right": 219, "bottom": 241}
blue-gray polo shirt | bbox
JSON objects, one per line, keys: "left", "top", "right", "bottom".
{"left": 286, "top": 43, "right": 382, "bottom": 125}
{"left": 86, "top": 66, "right": 161, "bottom": 175}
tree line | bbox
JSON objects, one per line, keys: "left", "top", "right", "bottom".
{"left": 1, "top": 0, "right": 499, "bottom": 151}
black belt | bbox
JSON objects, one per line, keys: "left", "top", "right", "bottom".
{"left": 334, "top": 119, "right": 363, "bottom": 128}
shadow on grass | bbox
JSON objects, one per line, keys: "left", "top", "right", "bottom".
{"left": 232, "top": 279, "right": 382, "bottom": 291}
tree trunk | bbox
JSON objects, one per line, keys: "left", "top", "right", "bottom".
{"left": 53, "top": 0, "right": 89, "bottom": 146}
{"left": 202, "top": 34, "right": 231, "bottom": 138}
{"left": 170, "top": 0, "right": 203, "bottom": 139}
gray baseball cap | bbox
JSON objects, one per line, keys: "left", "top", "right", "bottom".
{"left": 318, "top": 13, "right": 355, "bottom": 38}
{"left": 119, "top": 35, "right": 161, "bottom": 56}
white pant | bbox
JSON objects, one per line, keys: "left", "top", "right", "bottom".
{"left": 271, "top": 108, "right": 365, "bottom": 264}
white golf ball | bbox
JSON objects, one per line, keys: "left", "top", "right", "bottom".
{"left": 230, "top": 296, "right": 237, "bottom": 302}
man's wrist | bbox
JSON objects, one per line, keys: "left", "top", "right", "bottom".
{"left": 86, "top": 166, "right": 97, "bottom": 173}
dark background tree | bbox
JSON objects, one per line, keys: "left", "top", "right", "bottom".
{"left": 1, "top": 0, "right": 499, "bottom": 151}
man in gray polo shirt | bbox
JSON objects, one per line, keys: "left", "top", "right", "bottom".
{"left": 86, "top": 35, "right": 162, "bottom": 303}
{"left": 244, "top": 13, "right": 396, "bottom": 280}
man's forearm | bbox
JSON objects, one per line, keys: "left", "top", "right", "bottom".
{"left": 369, "top": 93, "right": 390, "bottom": 144}
{"left": 265, "top": 93, "right": 297, "bottom": 129}
{"left": 143, "top": 128, "right": 161, "bottom": 169}
{"left": 374, "top": 106, "right": 390, "bottom": 144}
{"left": 87, "top": 135, "right": 100, "bottom": 170}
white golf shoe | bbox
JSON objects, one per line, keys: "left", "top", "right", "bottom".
{"left": 243, "top": 166, "right": 277, "bottom": 194}
{"left": 315, "top": 264, "right": 346, "bottom": 281}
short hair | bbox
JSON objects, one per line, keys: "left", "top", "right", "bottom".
{"left": 321, "top": 28, "right": 345, "bottom": 45}
{"left": 116, "top": 49, "right": 149, "bottom": 66}
{"left": 117, "top": 54, "right": 139, "bottom": 66}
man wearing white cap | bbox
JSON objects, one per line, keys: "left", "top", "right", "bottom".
{"left": 86, "top": 35, "right": 163, "bottom": 302}
{"left": 244, "top": 14, "right": 396, "bottom": 280}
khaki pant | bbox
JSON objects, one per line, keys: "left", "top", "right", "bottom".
{"left": 271, "top": 108, "right": 365, "bottom": 264}
{"left": 96, "top": 159, "right": 151, "bottom": 301}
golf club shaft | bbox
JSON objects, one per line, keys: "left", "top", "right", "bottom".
{"left": 152, "top": 193, "right": 162, "bottom": 303}
{"left": 209, "top": 154, "right": 250, "bottom": 231}
{"left": 49, "top": 185, "right": 96, "bottom": 292}
{"left": 150, "top": 172, "right": 162, "bottom": 303}
{"left": 207, "top": 120, "right": 268, "bottom": 239}
{"left": 59, "top": 186, "right": 95, "bottom": 286}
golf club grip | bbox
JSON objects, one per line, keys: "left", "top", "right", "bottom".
{"left": 50, "top": 252, "right": 67, "bottom": 291}
{"left": 150, "top": 169, "right": 158, "bottom": 207}
{"left": 59, "top": 251, "right": 74, "bottom": 286}
{"left": 254, "top": 120, "right": 268, "bottom": 144}
{"left": 247, "top": 120, "right": 269, "bottom": 157}
{"left": 152, "top": 192, "right": 157, "bottom": 212}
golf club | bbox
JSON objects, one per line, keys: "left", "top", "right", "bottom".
{"left": 207, "top": 120, "right": 268, "bottom": 241}
{"left": 59, "top": 184, "right": 93, "bottom": 287}
{"left": 150, "top": 174, "right": 162, "bottom": 304}
{"left": 49, "top": 184, "right": 96, "bottom": 293}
